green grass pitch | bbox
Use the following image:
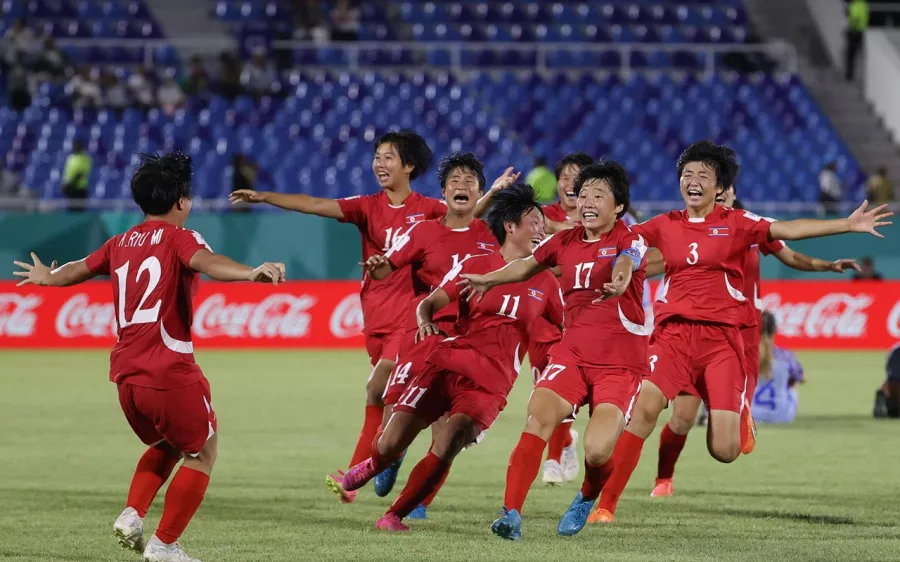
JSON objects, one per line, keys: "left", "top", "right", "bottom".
{"left": 1, "top": 349, "right": 899, "bottom": 561}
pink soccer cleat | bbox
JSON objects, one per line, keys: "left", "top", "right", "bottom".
{"left": 326, "top": 470, "right": 357, "bottom": 504}
{"left": 650, "top": 478, "right": 674, "bottom": 497}
{"left": 376, "top": 513, "right": 410, "bottom": 532}
{"left": 341, "top": 459, "right": 379, "bottom": 492}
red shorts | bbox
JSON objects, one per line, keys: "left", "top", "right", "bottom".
{"left": 117, "top": 377, "right": 217, "bottom": 456}
{"left": 528, "top": 340, "right": 557, "bottom": 383}
{"left": 382, "top": 332, "right": 442, "bottom": 406}
{"left": 364, "top": 330, "right": 404, "bottom": 368}
{"left": 645, "top": 320, "right": 747, "bottom": 413}
{"left": 535, "top": 358, "right": 642, "bottom": 420}
{"left": 392, "top": 366, "right": 507, "bottom": 431}
{"left": 741, "top": 325, "right": 760, "bottom": 386}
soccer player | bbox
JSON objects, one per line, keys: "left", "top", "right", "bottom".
{"left": 587, "top": 140, "right": 892, "bottom": 523}
{"left": 542, "top": 152, "right": 594, "bottom": 232}
{"left": 229, "top": 130, "right": 446, "bottom": 502}
{"left": 325, "top": 153, "right": 516, "bottom": 505}
{"left": 752, "top": 311, "right": 806, "bottom": 423}
{"left": 461, "top": 161, "right": 648, "bottom": 539}
{"left": 873, "top": 342, "right": 900, "bottom": 418}
{"left": 13, "top": 152, "right": 286, "bottom": 562}
{"left": 336, "top": 183, "right": 561, "bottom": 532}
{"left": 647, "top": 161, "right": 859, "bottom": 499}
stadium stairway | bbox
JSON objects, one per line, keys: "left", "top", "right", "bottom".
{"left": 744, "top": 0, "right": 900, "bottom": 185}
{"left": 144, "top": 0, "right": 235, "bottom": 59}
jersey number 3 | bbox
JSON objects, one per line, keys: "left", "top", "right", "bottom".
{"left": 114, "top": 256, "right": 162, "bottom": 328}
{"left": 686, "top": 242, "right": 699, "bottom": 265}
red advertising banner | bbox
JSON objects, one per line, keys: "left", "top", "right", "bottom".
{"left": 1, "top": 280, "right": 898, "bottom": 350}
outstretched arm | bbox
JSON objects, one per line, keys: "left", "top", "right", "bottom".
{"left": 773, "top": 246, "right": 860, "bottom": 274}
{"left": 13, "top": 253, "right": 95, "bottom": 287}
{"left": 545, "top": 219, "right": 575, "bottom": 234}
{"left": 459, "top": 255, "right": 548, "bottom": 299}
{"left": 415, "top": 287, "right": 452, "bottom": 342}
{"left": 189, "top": 249, "right": 286, "bottom": 284}
{"left": 229, "top": 190, "right": 344, "bottom": 219}
{"left": 768, "top": 201, "right": 893, "bottom": 241}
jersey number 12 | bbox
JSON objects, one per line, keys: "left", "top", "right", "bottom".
{"left": 114, "top": 257, "right": 162, "bottom": 328}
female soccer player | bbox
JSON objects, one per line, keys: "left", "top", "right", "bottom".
{"left": 336, "top": 183, "right": 561, "bottom": 532}
{"left": 326, "top": 153, "right": 517, "bottom": 504}
{"left": 461, "top": 161, "right": 649, "bottom": 539}
{"left": 752, "top": 311, "right": 806, "bottom": 423}
{"left": 589, "top": 141, "right": 892, "bottom": 523}
{"left": 14, "top": 152, "right": 286, "bottom": 562}
{"left": 646, "top": 159, "right": 858, "bottom": 499}
{"left": 229, "top": 130, "right": 446, "bottom": 502}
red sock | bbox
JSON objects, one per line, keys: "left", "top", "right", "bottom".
{"left": 387, "top": 452, "right": 451, "bottom": 519}
{"left": 422, "top": 466, "right": 449, "bottom": 507}
{"left": 155, "top": 466, "right": 210, "bottom": 544}
{"left": 597, "top": 431, "right": 645, "bottom": 514}
{"left": 545, "top": 423, "right": 570, "bottom": 462}
{"left": 349, "top": 405, "right": 384, "bottom": 467}
{"left": 580, "top": 458, "right": 615, "bottom": 501}
{"left": 657, "top": 424, "right": 688, "bottom": 480}
{"left": 504, "top": 432, "right": 547, "bottom": 513}
{"left": 126, "top": 444, "right": 181, "bottom": 518}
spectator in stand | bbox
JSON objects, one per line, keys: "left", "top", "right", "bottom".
{"left": 230, "top": 154, "right": 258, "bottom": 212}
{"left": 217, "top": 51, "right": 243, "bottom": 98}
{"left": 845, "top": 0, "right": 869, "bottom": 82}
{"left": 867, "top": 166, "right": 893, "bottom": 206}
{"left": 852, "top": 256, "right": 883, "bottom": 281}
{"left": 62, "top": 140, "right": 92, "bottom": 210}
{"left": 102, "top": 71, "right": 130, "bottom": 116}
{"left": 31, "top": 36, "right": 68, "bottom": 80}
{"left": 240, "top": 48, "right": 277, "bottom": 97}
{"left": 524, "top": 156, "right": 557, "bottom": 203}
{"left": 818, "top": 161, "right": 843, "bottom": 215}
{"left": 127, "top": 65, "right": 156, "bottom": 110}
{"left": 7, "top": 53, "right": 32, "bottom": 111}
{"left": 157, "top": 75, "right": 186, "bottom": 115}
{"left": 330, "top": 0, "right": 361, "bottom": 41}
{"left": 292, "top": 0, "right": 327, "bottom": 40}
{"left": 67, "top": 67, "right": 102, "bottom": 108}
{"left": 0, "top": 160, "right": 22, "bottom": 197}
{"left": 183, "top": 56, "right": 210, "bottom": 97}
{"left": 2, "top": 18, "right": 36, "bottom": 66}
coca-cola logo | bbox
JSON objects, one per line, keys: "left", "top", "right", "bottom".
{"left": 888, "top": 299, "right": 900, "bottom": 339}
{"left": 330, "top": 293, "right": 364, "bottom": 338}
{"left": 193, "top": 293, "right": 315, "bottom": 339}
{"left": 55, "top": 294, "right": 117, "bottom": 338}
{"left": 761, "top": 292, "right": 872, "bottom": 339}
{"left": 0, "top": 293, "right": 42, "bottom": 337}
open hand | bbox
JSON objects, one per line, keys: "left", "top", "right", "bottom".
{"left": 827, "top": 258, "right": 860, "bottom": 273}
{"left": 488, "top": 167, "right": 521, "bottom": 192}
{"left": 847, "top": 200, "right": 893, "bottom": 238}
{"left": 415, "top": 322, "right": 445, "bottom": 343}
{"left": 593, "top": 271, "right": 628, "bottom": 302}
{"left": 458, "top": 273, "right": 493, "bottom": 302}
{"left": 229, "top": 189, "right": 269, "bottom": 204}
{"left": 249, "top": 262, "right": 286, "bottom": 285}
{"left": 12, "top": 252, "right": 53, "bottom": 287}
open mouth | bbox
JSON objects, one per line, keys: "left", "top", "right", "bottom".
{"left": 530, "top": 236, "right": 543, "bottom": 246}
{"left": 376, "top": 172, "right": 390, "bottom": 182}
{"left": 581, "top": 211, "right": 598, "bottom": 220}
{"left": 686, "top": 188, "right": 703, "bottom": 201}
{"left": 565, "top": 191, "right": 576, "bottom": 199}
{"left": 453, "top": 193, "right": 470, "bottom": 204}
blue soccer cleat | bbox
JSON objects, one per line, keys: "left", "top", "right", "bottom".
{"left": 373, "top": 450, "right": 406, "bottom": 497}
{"left": 407, "top": 504, "right": 427, "bottom": 520}
{"left": 491, "top": 507, "right": 522, "bottom": 541}
{"left": 557, "top": 491, "right": 596, "bottom": 536}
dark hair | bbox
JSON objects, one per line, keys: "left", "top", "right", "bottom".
{"left": 72, "top": 139, "right": 85, "bottom": 152}
{"left": 573, "top": 160, "right": 630, "bottom": 220}
{"left": 724, "top": 157, "right": 740, "bottom": 191}
{"left": 374, "top": 129, "right": 434, "bottom": 181}
{"left": 437, "top": 151, "right": 486, "bottom": 191}
{"left": 131, "top": 151, "right": 193, "bottom": 215}
{"left": 554, "top": 152, "right": 594, "bottom": 179}
{"left": 761, "top": 310, "right": 777, "bottom": 338}
{"left": 484, "top": 183, "right": 543, "bottom": 245}
{"left": 676, "top": 140, "right": 735, "bottom": 191}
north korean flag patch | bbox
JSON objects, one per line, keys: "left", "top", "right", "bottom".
{"left": 476, "top": 241, "right": 496, "bottom": 252}
{"left": 597, "top": 246, "right": 617, "bottom": 258}
{"left": 406, "top": 213, "right": 425, "bottom": 224}
{"left": 708, "top": 226, "right": 729, "bottom": 237}
{"left": 527, "top": 288, "right": 545, "bottom": 301}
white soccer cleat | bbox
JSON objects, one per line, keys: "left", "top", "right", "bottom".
{"left": 113, "top": 507, "right": 145, "bottom": 553}
{"left": 142, "top": 536, "right": 201, "bottom": 562}
{"left": 561, "top": 428, "right": 580, "bottom": 481}
{"left": 542, "top": 459, "right": 564, "bottom": 485}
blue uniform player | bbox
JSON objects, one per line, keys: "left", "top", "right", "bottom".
{"left": 752, "top": 311, "right": 806, "bottom": 424}
{"left": 874, "top": 343, "right": 900, "bottom": 418}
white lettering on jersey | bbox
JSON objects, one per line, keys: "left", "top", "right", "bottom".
{"left": 151, "top": 229, "right": 163, "bottom": 246}
{"left": 190, "top": 230, "right": 212, "bottom": 252}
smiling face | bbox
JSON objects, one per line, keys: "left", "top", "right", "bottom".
{"left": 442, "top": 166, "right": 482, "bottom": 214}
{"left": 557, "top": 163, "right": 581, "bottom": 211}
{"left": 372, "top": 141, "right": 413, "bottom": 191}
{"left": 680, "top": 161, "right": 719, "bottom": 213}
{"left": 503, "top": 207, "right": 546, "bottom": 255}
{"left": 716, "top": 184, "right": 736, "bottom": 207}
{"left": 577, "top": 178, "right": 623, "bottom": 232}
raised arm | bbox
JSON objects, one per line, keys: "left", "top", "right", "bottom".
{"left": 459, "top": 255, "right": 548, "bottom": 299}
{"left": 415, "top": 287, "right": 452, "bottom": 342}
{"left": 773, "top": 245, "right": 860, "bottom": 274}
{"left": 229, "top": 190, "right": 344, "bottom": 219}
{"left": 189, "top": 249, "right": 286, "bottom": 284}
{"left": 768, "top": 201, "right": 893, "bottom": 241}
{"left": 13, "top": 253, "right": 95, "bottom": 287}
{"left": 474, "top": 167, "right": 521, "bottom": 218}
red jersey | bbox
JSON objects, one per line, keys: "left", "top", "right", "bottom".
{"left": 428, "top": 253, "right": 562, "bottom": 397}
{"left": 531, "top": 313, "right": 563, "bottom": 345}
{"left": 85, "top": 220, "right": 211, "bottom": 389}
{"left": 533, "top": 221, "right": 648, "bottom": 372}
{"left": 338, "top": 191, "right": 446, "bottom": 336}
{"left": 744, "top": 237, "right": 784, "bottom": 324}
{"left": 543, "top": 202, "right": 576, "bottom": 225}
{"left": 633, "top": 206, "right": 774, "bottom": 328}
{"left": 385, "top": 217, "right": 497, "bottom": 331}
